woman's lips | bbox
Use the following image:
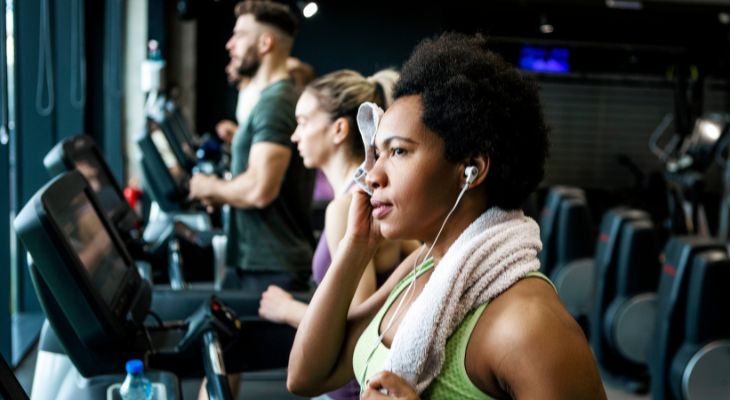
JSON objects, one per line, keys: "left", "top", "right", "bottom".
{"left": 297, "top": 147, "right": 308, "bottom": 161}
{"left": 371, "top": 199, "right": 393, "bottom": 219}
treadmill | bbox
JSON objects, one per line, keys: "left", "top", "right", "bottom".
{"left": 146, "top": 96, "right": 198, "bottom": 174}
{"left": 146, "top": 96, "right": 226, "bottom": 179}
{"left": 44, "top": 134, "right": 217, "bottom": 286}
{"left": 44, "top": 134, "right": 142, "bottom": 242}
{"left": 14, "top": 171, "right": 295, "bottom": 399}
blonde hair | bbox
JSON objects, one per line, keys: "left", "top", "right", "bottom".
{"left": 305, "top": 69, "right": 399, "bottom": 158}
{"left": 367, "top": 68, "right": 399, "bottom": 108}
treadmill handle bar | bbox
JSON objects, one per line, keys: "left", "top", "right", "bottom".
{"left": 202, "top": 330, "right": 234, "bottom": 400}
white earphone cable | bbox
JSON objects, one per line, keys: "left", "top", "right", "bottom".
{"left": 359, "top": 178, "right": 471, "bottom": 388}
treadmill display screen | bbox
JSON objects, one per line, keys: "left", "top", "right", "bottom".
{"left": 151, "top": 127, "right": 186, "bottom": 185}
{"left": 47, "top": 191, "right": 128, "bottom": 306}
{"left": 169, "top": 114, "right": 197, "bottom": 161}
{"left": 70, "top": 152, "right": 125, "bottom": 221}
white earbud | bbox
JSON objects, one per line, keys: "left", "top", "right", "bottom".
{"left": 464, "top": 166, "right": 478, "bottom": 187}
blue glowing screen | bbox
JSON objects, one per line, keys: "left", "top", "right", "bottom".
{"left": 519, "top": 46, "right": 570, "bottom": 73}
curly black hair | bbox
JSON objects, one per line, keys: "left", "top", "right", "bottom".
{"left": 394, "top": 32, "right": 550, "bottom": 210}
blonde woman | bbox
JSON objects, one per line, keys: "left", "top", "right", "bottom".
{"left": 259, "top": 69, "right": 418, "bottom": 400}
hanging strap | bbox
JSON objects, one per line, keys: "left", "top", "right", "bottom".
{"left": 1, "top": 0, "right": 9, "bottom": 144}
{"left": 35, "top": 0, "right": 54, "bottom": 116}
{"left": 104, "top": 0, "right": 123, "bottom": 97}
{"left": 69, "top": 0, "right": 86, "bottom": 109}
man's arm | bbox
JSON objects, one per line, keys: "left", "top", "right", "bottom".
{"left": 190, "top": 141, "right": 291, "bottom": 209}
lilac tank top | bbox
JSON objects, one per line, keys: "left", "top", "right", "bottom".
{"left": 313, "top": 178, "right": 356, "bottom": 283}
{"left": 310, "top": 180, "right": 361, "bottom": 399}
{"left": 312, "top": 232, "right": 331, "bottom": 285}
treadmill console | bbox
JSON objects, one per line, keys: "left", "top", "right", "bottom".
{"left": 147, "top": 96, "right": 197, "bottom": 172}
{"left": 14, "top": 171, "right": 151, "bottom": 345}
{"left": 136, "top": 124, "right": 192, "bottom": 212}
{"left": 43, "top": 135, "right": 142, "bottom": 233}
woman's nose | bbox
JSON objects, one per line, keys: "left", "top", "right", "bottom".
{"left": 365, "top": 158, "right": 386, "bottom": 190}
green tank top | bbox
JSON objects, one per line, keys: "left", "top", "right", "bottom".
{"left": 352, "top": 258, "right": 554, "bottom": 399}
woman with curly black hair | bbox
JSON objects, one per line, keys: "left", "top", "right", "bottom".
{"left": 288, "top": 32, "right": 606, "bottom": 399}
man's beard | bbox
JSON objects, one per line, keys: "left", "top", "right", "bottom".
{"left": 237, "top": 57, "right": 260, "bottom": 78}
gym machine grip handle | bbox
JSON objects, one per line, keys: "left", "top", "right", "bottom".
{"left": 202, "top": 330, "right": 234, "bottom": 400}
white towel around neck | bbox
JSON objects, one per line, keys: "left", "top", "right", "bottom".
{"left": 382, "top": 207, "right": 542, "bottom": 394}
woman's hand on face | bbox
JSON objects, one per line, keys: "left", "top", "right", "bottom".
{"left": 258, "top": 285, "right": 294, "bottom": 324}
{"left": 344, "top": 189, "right": 384, "bottom": 251}
{"left": 361, "top": 371, "right": 420, "bottom": 400}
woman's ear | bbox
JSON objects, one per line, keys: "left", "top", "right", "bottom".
{"left": 331, "top": 117, "right": 351, "bottom": 146}
{"left": 464, "top": 155, "right": 490, "bottom": 189}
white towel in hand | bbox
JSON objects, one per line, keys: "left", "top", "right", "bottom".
{"left": 352, "top": 102, "right": 383, "bottom": 196}
{"left": 383, "top": 207, "right": 542, "bottom": 394}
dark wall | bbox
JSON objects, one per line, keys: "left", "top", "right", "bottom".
{"left": 292, "top": 3, "right": 443, "bottom": 76}
{"left": 191, "top": 1, "right": 444, "bottom": 133}
{"left": 192, "top": 1, "right": 239, "bottom": 134}
{"left": 292, "top": 1, "right": 730, "bottom": 77}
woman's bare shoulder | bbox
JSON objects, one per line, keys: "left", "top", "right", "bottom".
{"left": 325, "top": 193, "right": 352, "bottom": 221}
{"left": 466, "top": 277, "right": 607, "bottom": 399}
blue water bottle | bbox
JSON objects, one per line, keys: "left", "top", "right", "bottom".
{"left": 119, "top": 359, "right": 153, "bottom": 400}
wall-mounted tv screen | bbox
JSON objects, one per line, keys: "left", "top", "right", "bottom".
{"left": 519, "top": 46, "right": 570, "bottom": 74}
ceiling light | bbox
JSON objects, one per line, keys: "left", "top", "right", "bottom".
{"left": 719, "top": 12, "right": 730, "bottom": 25}
{"left": 302, "top": 2, "right": 318, "bottom": 18}
{"left": 539, "top": 15, "right": 554, "bottom": 34}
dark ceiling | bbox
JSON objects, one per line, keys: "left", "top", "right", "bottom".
{"left": 185, "top": 0, "right": 730, "bottom": 133}
{"left": 186, "top": 0, "right": 730, "bottom": 78}
{"left": 308, "top": 0, "right": 730, "bottom": 77}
